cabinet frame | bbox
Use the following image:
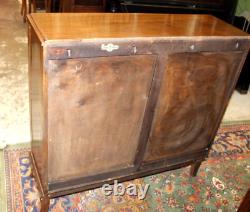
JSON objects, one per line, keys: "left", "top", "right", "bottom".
{"left": 27, "top": 13, "right": 250, "bottom": 211}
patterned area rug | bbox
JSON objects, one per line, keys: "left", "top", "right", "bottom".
{"left": 4, "top": 124, "right": 250, "bottom": 211}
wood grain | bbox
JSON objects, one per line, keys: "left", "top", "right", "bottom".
{"left": 28, "top": 26, "right": 48, "bottom": 191}
{"left": 27, "top": 13, "right": 250, "bottom": 211}
{"left": 27, "top": 13, "right": 248, "bottom": 42}
{"left": 144, "top": 52, "right": 243, "bottom": 162}
{"left": 47, "top": 55, "right": 156, "bottom": 181}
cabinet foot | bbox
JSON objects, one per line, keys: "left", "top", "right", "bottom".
{"left": 190, "top": 161, "right": 202, "bottom": 177}
{"left": 40, "top": 195, "right": 50, "bottom": 212}
{"left": 30, "top": 167, "right": 34, "bottom": 178}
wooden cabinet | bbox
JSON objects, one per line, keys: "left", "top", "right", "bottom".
{"left": 143, "top": 52, "right": 243, "bottom": 162}
{"left": 48, "top": 55, "right": 156, "bottom": 181}
{"left": 118, "top": 0, "right": 238, "bottom": 23}
{"left": 60, "top": 0, "right": 106, "bottom": 12}
{"left": 27, "top": 13, "right": 250, "bottom": 211}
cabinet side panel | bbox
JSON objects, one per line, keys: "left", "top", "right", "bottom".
{"left": 144, "top": 52, "right": 242, "bottom": 162}
{"left": 47, "top": 55, "right": 156, "bottom": 181}
{"left": 29, "top": 26, "right": 47, "bottom": 189}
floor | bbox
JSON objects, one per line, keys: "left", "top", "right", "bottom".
{"left": 4, "top": 137, "right": 250, "bottom": 211}
{"left": 0, "top": 0, "right": 250, "bottom": 210}
{"left": 0, "top": 0, "right": 29, "bottom": 148}
{"left": 223, "top": 91, "right": 250, "bottom": 123}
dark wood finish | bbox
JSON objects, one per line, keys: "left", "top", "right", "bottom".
{"left": 27, "top": 13, "right": 250, "bottom": 211}
{"left": 28, "top": 25, "right": 48, "bottom": 192}
{"left": 59, "top": 0, "right": 106, "bottom": 12}
{"left": 236, "top": 52, "right": 250, "bottom": 94}
{"left": 21, "top": 0, "right": 37, "bottom": 22}
{"left": 47, "top": 55, "right": 156, "bottom": 181}
{"left": 234, "top": 16, "right": 250, "bottom": 94}
{"left": 30, "top": 152, "right": 50, "bottom": 211}
{"left": 238, "top": 189, "right": 250, "bottom": 212}
{"left": 21, "top": 0, "right": 27, "bottom": 22}
{"left": 190, "top": 161, "right": 202, "bottom": 177}
{"left": 118, "top": 0, "right": 238, "bottom": 23}
{"left": 49, "top": 157, "right": 200, "bottom": 197}
{"left": 143, "top": 52, "right": 243, "bottom": 162}
{"left": 40, "top": 195, "right": 50, "bottom": 212}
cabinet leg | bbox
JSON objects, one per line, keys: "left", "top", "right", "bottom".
{"left": 190, "top": 161, "right": 202, "bottom": 177}
{"left": 30, "top": 165, "right": 34, "bottom": 178}
{"left": 40, "top": 195, "right": 50, "bottom": 212}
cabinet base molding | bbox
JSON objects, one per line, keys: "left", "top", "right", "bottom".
{"left": 30, "top": 151, "right": 205, "bottom": 211}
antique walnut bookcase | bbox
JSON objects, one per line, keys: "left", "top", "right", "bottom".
{"left": 27, "top": 13, "right": 250, "bottom": 211}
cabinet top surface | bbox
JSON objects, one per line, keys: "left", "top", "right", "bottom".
{"left": 28, "top": 13, "right": 249, "bottom": 41}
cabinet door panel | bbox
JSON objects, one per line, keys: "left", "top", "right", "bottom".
{"left": 143, "top": 52, "right": 242, "bottom": 162}
{"left": 47, "top": 55, "right": 156, "bottom": 181}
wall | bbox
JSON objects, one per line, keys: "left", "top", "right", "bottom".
{"left": 236, "top": 0, "right": 250, "bottom": 16}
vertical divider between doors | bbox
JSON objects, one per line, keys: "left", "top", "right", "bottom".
{"left": 134, "top": 54, "right": 168, "bottom": 169}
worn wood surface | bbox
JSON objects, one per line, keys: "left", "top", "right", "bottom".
{"left": 28, "top": 25, "right": 48, "bottom": 192}
{"left": 27, "top": 13, "right": 250, "bottom": 211}
{"left": 47, "top": 55, "right": 156, "bottom": 181}
{"left": 47, "top": 160, "right": 198, "bottom": 198}
{"left": 27, "top": 13, "right": 248, "bottom": 42}
{"left": 144, "top": 52, "right": 243, "bottom": 162}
